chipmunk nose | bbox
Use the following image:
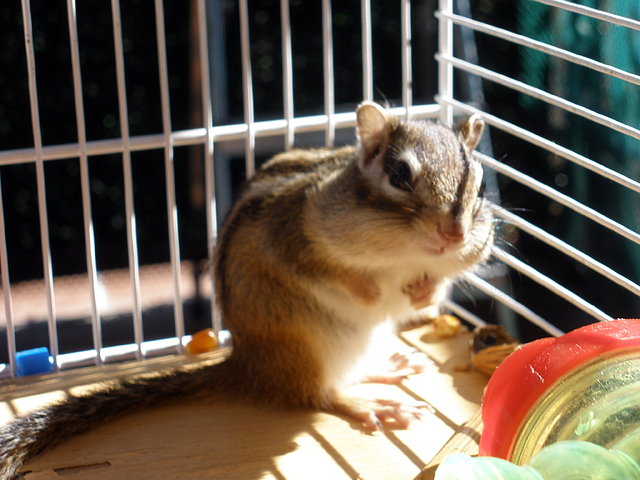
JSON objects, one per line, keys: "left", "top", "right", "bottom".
{"left": 438, "top": 220, "right": 465, "bottom": 244}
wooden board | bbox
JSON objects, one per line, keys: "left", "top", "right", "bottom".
{"left": 1, "top": 324, "right": 488, "bottom": 480}
{"left": 414, "top": 409, "right": 483, "bottom": 480}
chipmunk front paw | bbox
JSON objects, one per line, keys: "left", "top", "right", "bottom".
{"left": 402, "top": 275, "right": 436, "bottom": 309}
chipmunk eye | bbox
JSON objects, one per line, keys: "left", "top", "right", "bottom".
{"left": 388, "top": 160, "right": 413, "bottom": 192}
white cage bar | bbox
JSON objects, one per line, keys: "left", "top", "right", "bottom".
{"left": 322, "top": 0, "right": 335, "bottom": 147}
{"left": 66, "top": 0, "right": 103, "bottom": 365}
{"left": 110, "top": 0, "right": 145, "bottom": 360}
{"left": 20, "top": 0, "right": 59, "bottom": 372}
{"left": 0, "top": 0, "right": 638, "bottom": 378}
{"left": 438, "top": 0, "right": 640, "bottom": 332}
{"left": 153, "top": 0, "right": 185, "bottom": 351}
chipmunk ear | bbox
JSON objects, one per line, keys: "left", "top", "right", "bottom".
{"left": 356, "top": 102, "right": 389, "bottom": 168}
{"left": 458, "top": 114, "right": 485, "bottom": 151}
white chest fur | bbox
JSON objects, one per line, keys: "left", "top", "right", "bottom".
{"left": 306, "top": 265, "right": 441, "bottom": 388}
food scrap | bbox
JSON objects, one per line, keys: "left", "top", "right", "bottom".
{"left": 432, "top": 314, "right": 462, "bottom": 338}
{"left": 186, "top": 328, "right": 220, "bottom": 354}
{"left": 470, "top": 324, "right": 519, "bottom": 376}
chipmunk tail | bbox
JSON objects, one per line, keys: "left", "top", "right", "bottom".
{"left": 0, "top": 358, "right": 238, "bottom": 479}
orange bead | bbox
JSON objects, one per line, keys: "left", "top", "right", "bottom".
{"left": 186, "top": 328, "right": 219, "bottom": 354}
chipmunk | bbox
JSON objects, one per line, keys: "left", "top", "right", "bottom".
{"left": 0, "top": 102, "right": 492, "bottom": 478}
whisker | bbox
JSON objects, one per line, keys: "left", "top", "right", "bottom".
{"left": 500, "top": 206, "right": 538, "bottom": 214}
{"left": 452, "top": 278, "right": 479, "bottom": 307}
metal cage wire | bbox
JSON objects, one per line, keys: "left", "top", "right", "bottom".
{"left": 436, "top": 1, "right": 640, "bottom": 330}
{"left": 0, "top": 0, "right": 638, "bottom": 378}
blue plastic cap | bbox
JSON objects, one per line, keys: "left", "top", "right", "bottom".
{"left": 16, "top": 347, "right": 54, "bottom": 377}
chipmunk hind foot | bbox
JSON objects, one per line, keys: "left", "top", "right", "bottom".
{"left": 326, "top": 391, "right": 427, "bottom": 430}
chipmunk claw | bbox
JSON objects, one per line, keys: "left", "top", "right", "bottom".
{"left": 329, "top": 393, "right": 428, "bottom": 430}
{"left": 363, "top": 349, "right": 431, "bottom": 384}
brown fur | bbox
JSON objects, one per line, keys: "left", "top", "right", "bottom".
{"left": 0, "top": 102, "right": 493, "bottom": 479}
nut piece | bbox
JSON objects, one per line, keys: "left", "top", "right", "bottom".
{"left": 469, "top": 324, "right": 520, "bottom": 376}
{"left": 432, "top": 314, "right": 462, "bottom": 338}
{"left": 471, "top": 324, "right": 518, "bottom": 353}
{"left": 471, "top": 343, "right": 519, "bottom": 376}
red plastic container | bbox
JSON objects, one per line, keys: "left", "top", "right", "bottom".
{"left": 479, "top": 318, "right": 640, "bottom": 460}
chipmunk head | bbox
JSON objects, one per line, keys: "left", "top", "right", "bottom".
{"left": 352, "top": 101, "right": 492, "bottom": 274}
